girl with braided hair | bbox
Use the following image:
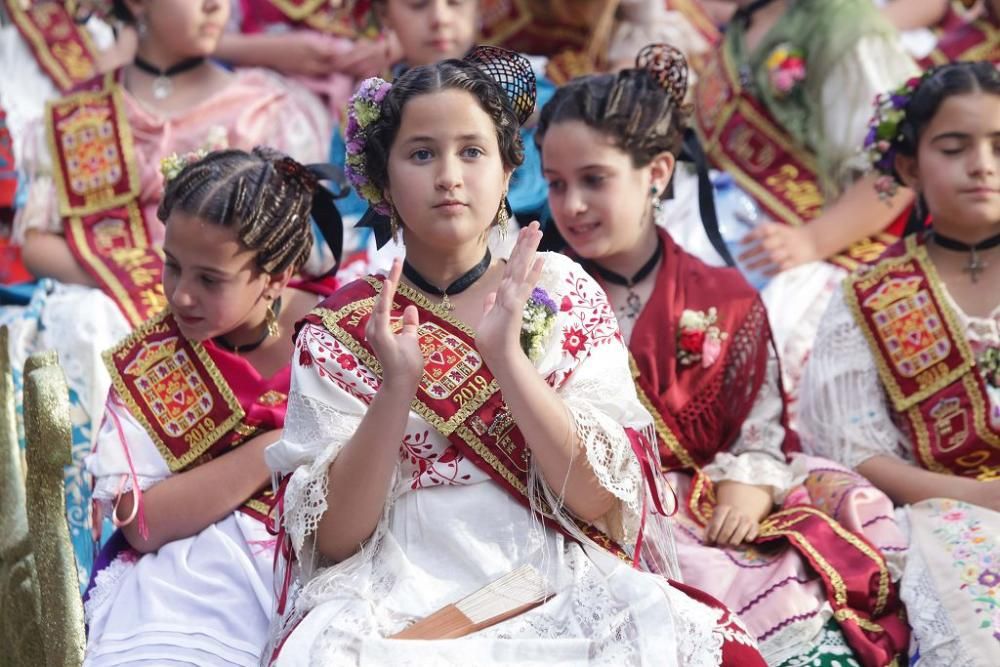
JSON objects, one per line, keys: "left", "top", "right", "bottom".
{"left": 82, "top": 147, "right": 345, "bottom": 667}
{"left": 538, "top": 45, "right": 911, "bottom": 667}
{"left": 265, "top": 46, "right": 766, "bottom": 666}
{"left": 1, "top": 0, "right": 330, "bottom": 582}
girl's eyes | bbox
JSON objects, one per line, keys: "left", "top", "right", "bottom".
{"left": 409, "top": 147, "right": 485, "bottom": 161}
{"left": 546, "top": 180, "right": 565, "bottom": 193}
{"left": 411, "top": 149, "right": 433, "bottom": 161}
{"left": 461, "top": 147, "right": 483, "bottom": 158}
{"left": 583, "top": 174, "right": 606, "bottom": 188}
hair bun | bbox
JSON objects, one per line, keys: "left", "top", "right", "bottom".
{"left": 636, "top": 44, "right": 689, "bottom": 107}
{"left": 464, "top": 45, "right": 537, "bottom": 126}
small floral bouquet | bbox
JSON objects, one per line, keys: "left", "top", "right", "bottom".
{"left": 979, "top": 346, "right": 999, "bottom": 389}
{"left": 521, "top": 287, "right": 558, "bottom": 363}
{"left": 766, "top": 44, "right": 806, "bottom": 98}
{"left": 677, "top": 308, "right": 727, "bottom": 369}
{"left": 344, "top": 77, "right": 393, "bottom": 215}
{"left": 863, "top": 74, "right": 925, "bottom": 200}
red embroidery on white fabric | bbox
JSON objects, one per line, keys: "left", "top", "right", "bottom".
{"left": 402, "top": 431, "right": 471, "bottom": 489}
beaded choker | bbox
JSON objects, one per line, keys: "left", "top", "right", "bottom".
{"left": 931, "top": 231, "right": 1000, "bottom": 283}
{"left": 581, "top": 241, "right": 663, "bottom": 320}
{"left": 133, "top": 55, "right": 206, "bottom": 99}
{"left": 403, "top": 250, "right": 492, "bottom": 311}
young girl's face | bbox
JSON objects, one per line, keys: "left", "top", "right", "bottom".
{"left": 162, "top": 211, "right": 282, "bottom": 342}
{"left": 907, "top": 91, "right": 1000, "bottom": 231}
{"left": 126, "top": 0, "right": 228, "bottom": 59}
{"left": 379, "top": 0, "right": 478, "bottom": 66}
{"left": 542, "top": 120, "right": 666, "bottom": 262}
{"left": 386, "top": 88, "right": 509, "bottom": 250}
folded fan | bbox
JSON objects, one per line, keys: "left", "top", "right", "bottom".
{"left": 391, "top": 565, "right": 551, "bottom": 640}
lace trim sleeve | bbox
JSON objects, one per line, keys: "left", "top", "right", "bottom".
{"left": 798, "top": 289, "right": 911, "bottom": 469}
{"left": 274, "top": 390, "right": 364, "bottom": 554}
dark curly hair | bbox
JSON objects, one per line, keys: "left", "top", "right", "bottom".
{"left": 361, "top": 59, "right": 525, "bottom": 200}
{"left": 535, "top": 68, "right": 688, "bottom": 168}
{"left": 157, "top": 147, "right": 316, "bottom": 274}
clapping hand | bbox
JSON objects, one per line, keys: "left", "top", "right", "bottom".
{"left": 476, "top": 222, "right": 545, "bottom": 366}
{"left": 366, "top": 259, "right": 424, "bottom": 392}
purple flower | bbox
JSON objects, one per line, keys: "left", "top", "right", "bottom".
{"left": 978, "top": 569, "right": 1000, "bottom": 588}
{"left": 373, "top": 80, "right": 391, "bottom": 103}
{"left": 890, "top": 94, "right": 909, "bottom": 109}
{"left": 529, "top": 287, "right": 557, "bottom": 314}
{"left": 863, "top": 126, "right": 877, "bottom": 147}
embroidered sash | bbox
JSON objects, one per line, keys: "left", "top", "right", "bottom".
{"left": 104, "top": 313, "right": 285, "bottom": 521}
{"left": 6, "top": 0, "right": 100, "bottom": 93}
{"left": 845, "top": 235, "right": 1000, "bottom": 480}
{"left": 922, "top": 13, "right": 999, "bottom": 66}
{"left": 262, "top": 0, "right": 358, "bottom": 36}
{"left": 46, "top": 75, "right": 166, "bottom": 326}
{"left": 312, "top": 276, "right": 630, "bottom": 560}
{"left": 692, "top": 39, "right": 897, "bottom": 272}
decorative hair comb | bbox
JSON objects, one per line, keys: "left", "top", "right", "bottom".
{"left": 636, "top": 44, "right": 689, "bottom": 107}
{"left": 464, "top": 45, "right": 537, "bottom": 126}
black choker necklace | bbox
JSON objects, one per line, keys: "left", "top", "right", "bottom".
{"left": 735, "top": 0, "right": 782, "bottom": 27}
{"left": 930, "top": 231, "right": 1000, "bottom": 283}
{"left": 403, "top": 250, "right": 492, "bottom": 311}
{"left": 133, "top": 55, "right": 206, "bottom": 100}
{"left": 214, "top": 297, "right": 282, "bottom": 355}
{"left": 581, "top": 241, "right": 663, "bottom": 320}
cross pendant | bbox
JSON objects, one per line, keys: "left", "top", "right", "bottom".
{"left": 963, "top": 248, "right": 987, "bottom": 283}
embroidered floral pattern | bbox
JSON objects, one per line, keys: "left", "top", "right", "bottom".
{"left": 929, "top": 499, "right": 1000, "bottom": 640}
{"left": 678, "top": 308, "right": 727, "bottom": 368}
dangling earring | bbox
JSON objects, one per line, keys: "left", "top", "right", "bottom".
{"left": 496, "top": 195, "right": 510, "bottom": 240}
{"left": 136, "top": 16, "right": 148, "bottom": 39}
{"left": 650, "top": 185, "right": 663, "bottom": 216}
{"left": 265, "top": 298, "right": 280, "bottom": 338}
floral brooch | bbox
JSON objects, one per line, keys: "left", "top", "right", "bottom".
{"left": 766, "top": 44, "right": 806, "bottom": 98}
{"left": 521, "top": 287, "right": 558, "bottom": 363}
{"left": 677, "top": 308, "right": 727, "bottom": 368}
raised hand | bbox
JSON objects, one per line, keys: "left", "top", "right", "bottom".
{"left": 366, "top": 259, "right": 424, "bottom": 392}
{"left": 476, "top": 222, "right": 545, "bottom": 367}
{"left": 738, "top": 222, "right": 820, "bottom": 276}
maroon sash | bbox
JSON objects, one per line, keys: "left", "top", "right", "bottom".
{"left": 236, "top": 0, "right": 359, "bottom": 36}
{"left": 105, "top": 312, "right": 290, "bottom": 521}
{"left": 845, "top": 235, "right": 1000, "bottom": 480}
{"left": 624, "top": 230, "right": 908, "bottom": 667}
{"left": 692, "top": 37, "right": 898, "bottom": 272}
{"left": 46, "top": 74, "right": 166, "bottom": 326}
{"left": 6, "top": 0, "right": 100, "bottom": 93}
{"left": 921, "top": 8, "right": 999, "bottom": 67}
{"left": 309, "top": 276, "right": 633, "bottom": 560}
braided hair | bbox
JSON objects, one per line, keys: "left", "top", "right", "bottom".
{"left": 536, "top": 67, "right": 688, "bottom": 167}
{"left": 157, "top": 147, "right": 315, "bottom": 275}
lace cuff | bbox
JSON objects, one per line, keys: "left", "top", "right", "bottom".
{"left": 565, "top": 401, "right": 642, "bottom": 545}
{"left": 702, "top": 451, "right": 801, "bottom": 503}
{"left": 270, "top": 390, "right": 365, "bottom": 554}
{"left": 90, "top": 472, "right": 163, "bottom": 519}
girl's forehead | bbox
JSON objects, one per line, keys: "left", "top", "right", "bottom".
{"left": 396, "top": 89, "right": 498, "bottom": 139}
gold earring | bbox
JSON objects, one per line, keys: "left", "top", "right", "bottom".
{"left": 496, "top": 196, "right": 509, "bottom": 239}
{"left": 265, "top": 299, "right": 280, "bottom": 338}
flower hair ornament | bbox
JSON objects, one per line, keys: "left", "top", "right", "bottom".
{"left": 349, "top": 45, "right": 538, "bottom": 248}
{"left": 160, "top": 149, "right": 207, "bottom": 183}
{"left": 863, "top": 72, "right": 929, "bottom": 200}
{"left": 636, "top": 43, "right": 689, "bottom": 108}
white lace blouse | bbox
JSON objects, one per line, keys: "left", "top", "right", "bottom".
{"left": 798, "top": 286, "right": 1000, "bottom": 469}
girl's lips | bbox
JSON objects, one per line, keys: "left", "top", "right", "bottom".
{"left": 176, "top": 313, "right": 204, "bottom": 325}
{"left": 566, "top": 221, "right": 601, "bottom": 237}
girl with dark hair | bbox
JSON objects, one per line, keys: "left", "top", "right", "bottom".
{"left": 800, "top": 61, "right": 1000, "bottom": 665}
{"left": 539, "top": 45, "right": 910, "bottom": 667}
{"left": 83, "top": 147, "right": 344, "bottom": 666}
{"left": 265, "top": 47, "right": 766, "bottom": 666}
{"left": 1, "top": 0, "right": 329, "bottom": 581}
